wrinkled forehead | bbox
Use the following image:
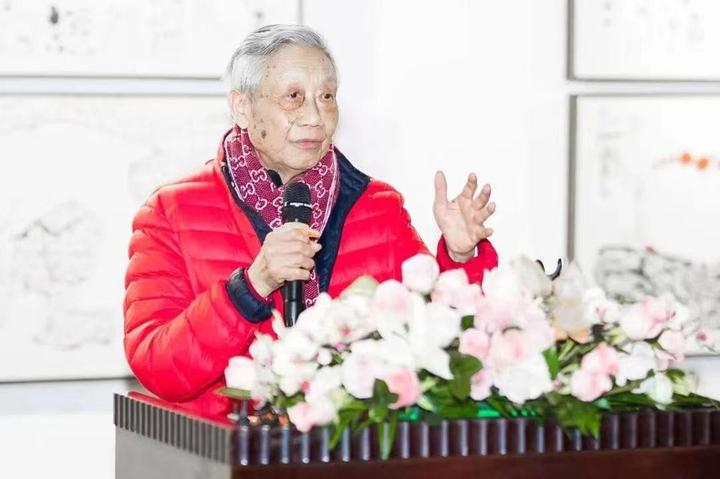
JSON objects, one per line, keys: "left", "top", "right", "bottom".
{"left": 261, "top": 45, "right": 337, "bottom": 90}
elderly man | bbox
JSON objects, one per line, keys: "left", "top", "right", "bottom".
{"left": 124, "top": 24, "right": 498, "bottom": 416}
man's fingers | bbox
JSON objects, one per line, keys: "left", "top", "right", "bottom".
{"left": 472, "top": 184, "right": 492, "bottom": 209}
{"left": 433, "top": 171, "right": 448, "bottom": 208}
{"left": 460, "top": 173, "right": 478, "bottom": 200}
{"left": 284, "top": 267, "right": 312, "bottom": 281}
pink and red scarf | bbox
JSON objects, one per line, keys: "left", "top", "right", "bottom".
{"left": 224, "top": 126, "right": 339, "bottom": 306}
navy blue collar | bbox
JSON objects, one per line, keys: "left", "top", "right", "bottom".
{"left": 221, "top": 149, "right": 371, "bottom": 292}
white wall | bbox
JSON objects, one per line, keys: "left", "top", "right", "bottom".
{"left": 305, "top": 0, "right": 569, "bottom": 265}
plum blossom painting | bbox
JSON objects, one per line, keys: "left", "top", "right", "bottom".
{"left": 571, "top": 95, "right": 720, "bottom": 352}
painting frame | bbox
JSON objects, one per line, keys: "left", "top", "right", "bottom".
{"left": 569, "top": 92, "right": 720, "bottom": 356}
{"left": 567, "top": 0, "right": 720, "bottom": 82}
{"left": 0, "top": 91, "right": 230, "bottom": 382}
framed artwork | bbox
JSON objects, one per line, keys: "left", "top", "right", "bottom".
{"left": 570, "top": 94, "right": 720, "bottom": 351}
{"left": 0, "top": 93, "right": 231, "bottom": 381}
{"left": 0, "top": 0, "right": 300, "bottom": 78}
{"left": 569, "top": 0, "right": 720, "bottom": 81}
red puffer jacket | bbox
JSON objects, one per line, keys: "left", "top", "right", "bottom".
{"left": 123, "top": 144, "right": 498, "bottom": 418}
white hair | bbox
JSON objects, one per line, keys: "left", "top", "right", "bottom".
{"left": 225, "top": 24, "right": 336, "bottom": 94}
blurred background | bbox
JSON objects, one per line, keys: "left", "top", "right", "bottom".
{"left": 1, "top": 0, "right": 719, "bottom": 476}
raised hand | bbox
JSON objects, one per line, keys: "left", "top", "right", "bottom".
{"left": 433, "top": 171, "right": 495, "bottom": 263}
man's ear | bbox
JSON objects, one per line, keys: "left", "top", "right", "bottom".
{"left": 228, "top": 89, "right": 251, "bottom": 129}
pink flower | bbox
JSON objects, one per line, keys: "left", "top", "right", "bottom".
{"left": 570, "top": 369, "right": 612, "bottom": 402}
{"left": 470, "top": 369, "right": 494, "bottom": 400}
{"left": 372, "top": 280, "right": 413, "bottom": 316}
{"left": 287, "top": 402, "right": 315, "bottom": 432}
{"left": 432, "top": 270, "right": 482, "bottom": 315}
{"left": 287, "top": 396, "right": 337, "bottom": 432}
{"left": 384, "top": 369, "right": 422, "bottom": 409}
{"left": 581, "top": 342, "right": 620, "bottom": 376}
{"left": 341, "top": 350, "right": 386, "bottom": 399}
{"left": 487, "top": 330, "right": 528, "bottom": 368}
{"left": 658, "top": 330, "right": 686, "bottom": 362}
{"left": 620, "top": 298, "right": 670, "bottom": 340}
{"left": 432, "top": 269, "right": 469, "bottom": 300}
{"left": 401, "top": 254, "right": 440, "bottom": 294}
{"left": 474, "top": 298, "right": 513, "bottom": 333}
{"left": 459, "top": 328, "right": 490, "bottom": 360}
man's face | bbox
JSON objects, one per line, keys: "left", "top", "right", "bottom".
{"left": 231, "top": 45, "right": 339, "bottom": 182}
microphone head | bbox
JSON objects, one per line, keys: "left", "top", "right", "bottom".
{"left": 282, "top": 182, "right": 312, "bottom": 225}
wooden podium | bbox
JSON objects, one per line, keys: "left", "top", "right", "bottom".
{"left": 115, "top": 392, "right": 720, "bottom": 478}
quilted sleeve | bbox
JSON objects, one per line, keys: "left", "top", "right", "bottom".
{"left": 387, "top": 186, "right": 498, "bottom": 284}
{"left": 123, "top": 193, "right": 261, "bottom": 403}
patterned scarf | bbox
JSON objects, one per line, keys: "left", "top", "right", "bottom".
{"left": 224, "top": 126, "right": 339, "bottom": 306}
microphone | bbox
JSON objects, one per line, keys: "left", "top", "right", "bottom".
{"left": 281, "top": 182, "right": 313, "bottom": 327}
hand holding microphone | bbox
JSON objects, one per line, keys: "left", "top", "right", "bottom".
{"left": 245, "top": 183, "right": 317, "bottom": 325}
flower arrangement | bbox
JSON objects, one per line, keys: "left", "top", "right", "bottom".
{"left": 220, "top": 255, "right": 716, "bottom": 459}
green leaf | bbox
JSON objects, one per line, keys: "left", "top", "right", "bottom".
{"left": 665, "top": 368, "right": 685, "bottom": 382}
{"left": 369, "top": 403, "right": 389, "bottom": 422}
{"left": 216, "top": 387, "right": 252, "bottom": 400}
{"left": 543, "top": 347, "right": 560, "bottom": 380}
{"left": 416, "top": 394, "right": 435, "bottom": 412}
{"left": 461, "top": 315, "right": 475, "bottom": 330}
{"left": 329, "top": 411, "right": 359, "bottom": 449}
{"left": 378, "top": 412, "right": 399, "bottom": 460}
{"left": 373, "top": 379, "right": 399, "bottom": 407}
{"left": 448, "top": 352, "right": 482, "bottom": 400}
{"left": 554, "top": 397, "right": 602, "bottom": 438}
{"left": 368, "top": 379, "right": 397, "bottom": 423}
{"left": 485, "top": 395, "right": 516, "bottom": 418}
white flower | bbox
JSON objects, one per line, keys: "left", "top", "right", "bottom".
{"left": 419, "top": 302, "right": 462, "bottom": 348}
{"left": 658, "top": 329, "right": 686, "bottom": 362}
{"left": 493, "top": 353, "right": 553, "bottom": 404}
{"left": 271, "top": 328, "right": 320, "bottom": 396}
{"left": 224, "top": 356, "right": 256, "bottom": 392}
{"left": 672, "top": 372, "right": 698, "bottom": 397}
{"left": 401, "top": 254, "right": 440, "bottom": 294}
{"left": 272, "top": 311, "right": 286, "bottom": 339}
{"left": 404, "top": 302, "right": 461, "bottom": 379}
{"left": 418, "top": 348, "right": 454, "bottom": 380}
{"left": 278, "top": 362, "right": 317, "bottom": 396}
{"left": 615, "top": 342, "right": 657, "bottom": 386}
{"left": 510, "top": 256, "right": 552, "bottom": 298}
{"left": 272, "top": 329, "right": 318, "bottom": 375}
{"left": 372, "top": 280, "right": 417, "bottom": 339}
{"left": 432, "top": 269, "right": 483, "bottom": 316}
{"left": 249, "top": 334, "right": 274, "bottom": 367}
{"left": 481, "top": 265, "right": 528, "bottom": 303}
{"left": 341, "top": 344, "right": 390, "bottom": 399}
{"left": 306, "top": 366, "right": 342, "bottom": 402}
{"left": 619, "top": 302, "right": 663, "bottom": 341}
{"left": 634, "top": 373, "right": 674, "bottom": 405}
{"left": 665, "top": 296, "right": 692, "bottom": 331}
{"left": 583, "top": 287, "right": 620, "bottom": 325}
{"left": 551, "top": 264, "right": 602, "bottom": 337}
{"left": 317, "top": 348, "right": 333, "bottom": 366}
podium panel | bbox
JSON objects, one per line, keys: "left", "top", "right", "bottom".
{"left": 114, "top": 392, "right": 720, "bottom": 478}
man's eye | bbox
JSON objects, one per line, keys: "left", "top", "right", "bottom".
{"left": 288, "top": 91, "right": 301, "bottom": 100}
{"left": 322, "top": 93, "right": 335, "bottom": 100}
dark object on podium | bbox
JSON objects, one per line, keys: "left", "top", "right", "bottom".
{"left": 115, "top": 392, "right": 720, "bottom": 478}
